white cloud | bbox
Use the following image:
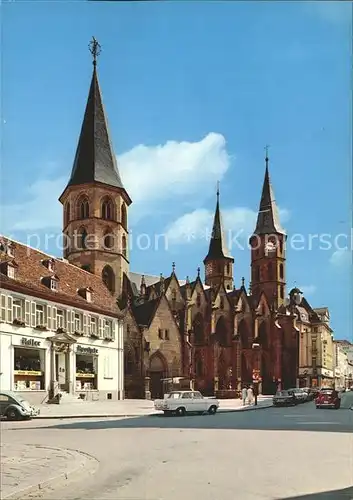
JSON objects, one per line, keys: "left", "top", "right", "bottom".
{"left": 119, "top": 132, "right": 231, "bottom": 221}
{"left": 330, "top": 249, "right": 351, "bottom": 267}
{"left": 1, "top": 133, "right": 231, "bottom": 232}
{"left": 299, "top": 285, "right": 316, "bottom": 296}
{"left": 165, "top": 206, "right": 290, "bottom": 248}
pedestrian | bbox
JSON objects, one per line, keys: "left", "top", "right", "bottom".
{"left": 247, "top": 386, "right": 254, "bottom": 405}
{"left": 242, "top": 386, "right": 247, "bottom": 406}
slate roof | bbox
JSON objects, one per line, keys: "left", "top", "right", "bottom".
{"left": 253, "top": 160, "right": 285, "bottom": 236}
{"left": 63, "top": 65, "right": 127, "bottom": 195}
{"left": 132, "top": 298, "right": 160, "bottom": 327}
{"left": 204, "top": 191, "right": 233, "bottom": 263}
{"left": 0, "top": 236, "right": 122, "bottom": 318}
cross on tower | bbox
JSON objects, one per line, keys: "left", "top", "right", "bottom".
{"left": 89, "top": 36, "right": 101, "bottom": 66}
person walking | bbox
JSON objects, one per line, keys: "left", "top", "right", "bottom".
{"left": 242, "top": 386, "right": 247, "bottom": 406}
{"left": 247, "top": 386, "right": 254, "bottom": 405}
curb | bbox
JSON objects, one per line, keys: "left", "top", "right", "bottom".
{"left": 2, "top": 445, "right": 99, "bottom": 500}
{"left": 32, "top": 404, "right": 273, "bottom": 420}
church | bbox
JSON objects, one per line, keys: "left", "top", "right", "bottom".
{"left": 57, "top": 39, "right": 308, "bottom": 400}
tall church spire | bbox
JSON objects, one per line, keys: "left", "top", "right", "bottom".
{"left": 62, "top": 37, "right": 129, "bottom": 198}
{"left": 253, "top": 148, "right": 284, "bottom": 236}
{"left": 204, "top": 184, "right": 234, "bottom": 290}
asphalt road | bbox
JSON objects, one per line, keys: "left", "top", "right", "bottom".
{"left": 2, "top": 401, "right": 353, "bottom": 500}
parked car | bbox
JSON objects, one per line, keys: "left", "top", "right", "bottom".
{"left": 154, "top": 390, "right": 219, "bottom": 416}
{"left": 315, "top": 388, "right": 340, "bottom": 409}
{"left": 288, "top": 388, "right": 307, "bottom": 404}
{"left": 308, "top": 387, "right": 320, "bottom": 401}
{"left": 273, "top": 390, "right": 296, "bottom": 407}
{"left": 0, "top": 390, "right": 40, "bottom": 420}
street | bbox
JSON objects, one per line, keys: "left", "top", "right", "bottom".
{"left": 2, "top": 400, "right": 353, "bottom": 500}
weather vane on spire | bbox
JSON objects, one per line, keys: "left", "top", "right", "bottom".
{"left": 89, "top": 36, "right": 101, "bottom": 66}
{"left": 216, "top": 180, "right": 220, "bottom": 200}
{"left": 265, "top": 144, "right": 270, "bottom": 166}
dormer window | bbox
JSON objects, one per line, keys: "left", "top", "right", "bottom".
{"left": 78, "top": 287, "right": 93, "bottom": 302}
{"left": 41, "top": 274, "right": 59, "bottom": 291}
{"left": 42, "top": 258, "right": 55, "bottom": 273}
{"left": 0, "top": 260, "right": 18, "bottom": 279}
{"left": 50, "top": 278, "right": 58, "bottom": 291}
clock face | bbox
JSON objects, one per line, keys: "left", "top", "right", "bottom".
{"left": 265, "top": 241, "right": 276, "bottom": 255}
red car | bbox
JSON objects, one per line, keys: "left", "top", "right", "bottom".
{"left": 315, "top": 388, "right": 340, "bottom": 409}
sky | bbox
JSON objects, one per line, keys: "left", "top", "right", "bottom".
{"left": 1, "top": 1, "right": 352, "bottom": 340}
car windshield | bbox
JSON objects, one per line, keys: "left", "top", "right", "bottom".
{"left": 167, "top": 392, "right": 182, "bottom": 399}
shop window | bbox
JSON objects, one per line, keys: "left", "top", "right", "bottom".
{"left": 57, "top": 309, "right": 66, "bottom": 330}
{"left": 13, "top": 298, "right": 24, "bottom": 322}
{"left": 74, "top": 313, "right": 82, "bottom": 333}
{"left": 165, "top": 329, "right": 170, "bottom": 340}
{"left": 14, "top": 347, "right": 45, "bottom": 390}
{"left": 75, "top": 353, "right": 98, "bottom": 391}
{"left": 35, "top": 304, "right": 46, "bottom": 327}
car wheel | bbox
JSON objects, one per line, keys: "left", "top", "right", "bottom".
{"left": 316, "top": 405, "right": 320, "bottom": 409}
{"left": 176, "top": 407, "right": 186, "bottom": 417}
{"left": 6, "top": 408, "right": 20, "bottom": 421}
{"left": 208, "top": 405, "right": 217, "bottom": 415}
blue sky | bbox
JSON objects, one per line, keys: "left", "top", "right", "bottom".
{"left": 2, "top": 1, "right": 352, "bottom": 340}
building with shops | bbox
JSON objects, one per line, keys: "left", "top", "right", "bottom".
{"left": 0, "top": 239, "right": 124, "bottom": 405}
{"left": 334, "top": 340, "right": 353, "bottom": 389}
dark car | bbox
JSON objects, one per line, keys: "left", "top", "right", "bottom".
{"left": 0, "top": 391, "right": 40, "bottom": 420}
{"left": 315, "top": 388, "right": 340, "bottom": 410}
{"left": 273, "top": 390, "right": 296, "bottom": 407}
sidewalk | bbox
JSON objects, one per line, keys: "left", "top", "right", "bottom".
{"left": 1, "top": 443, "right": 97, "bottom": 500}
{"left": 35, "top": 396, "right": 273, "bottom": 419}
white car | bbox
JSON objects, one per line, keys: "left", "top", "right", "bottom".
{"left": 154, "top": 390, "right": 219, "bottom": 416}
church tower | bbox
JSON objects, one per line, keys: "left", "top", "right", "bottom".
{"left": 59, "top": 38, "right": 131, "bottom": 299}
{"left": 249, "top": 151, "right": 286, "bottom": 309}
{"left": 203, "top": 186, "right": 234, "bottom": 290}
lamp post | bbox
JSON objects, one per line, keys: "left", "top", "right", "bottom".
{"left": 252, "top": 342, "right": 261, "bottom": 405}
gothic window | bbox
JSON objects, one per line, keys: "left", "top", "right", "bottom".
{"left": 121, "top": 203, "right": 127, "bottom": 228}
{"left": 64, "top": 202, "right": 70, "bottom": 226}
{"left": 268, "top": 262, "right": 273, "bottom": 280}
{"left": 77, "top": 196, "right": 89, "bottom": 219}
{"left": 193, "top": 313, "right": 204, "bottom": 344}
{"left": 238, "top": 319, "right": 251, "bottom": 349}
{"left": 258, "top": 322, "right": 267, "bottom": 348}
{"left": 104, "top": 230, "right": 114, "bottom": 249}
{"left": 279, "top": 263, "right": 284, "bottom": 280}
{"left": 122, "top": 235, "right": 127, "bottom": 258}
{"left": 216, "top": 316, "right": 227, "bottom": 347}
{"left": 102, "top": 265, "right": 115, "bottom": 293}
{"left": 79, "top": 227, "right": 88, "bottom": 249}
{"left": 101, "top": 197, "right": 114, "bottom": 220}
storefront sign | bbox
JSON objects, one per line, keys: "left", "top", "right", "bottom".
{"left": 21, "top": 337, "right": 41, "bottom": 347}
{"left": 76, "top": 345, "right": 98, "bottom": 355}
{"left": 14, "top": 370, "right": 42, "bottom": 376}
{"left": 75, "top": 373, "right": 95, "bottom": 378}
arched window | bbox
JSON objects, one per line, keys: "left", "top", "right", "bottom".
{"left": 79, "top": 227, "right": 87, "bottom": 249}
{"left": 64, "top": 202, "right": 70, "bottom": 226}
{"left": 101, "top": 197, "right": 114, "bottom": 220}
{"left": 238, "top": 319, "right": 251, "bottom": 349}
{"left": 104, "top": 230, "right": 114, "bottom": 249}
{"left": 216, "top": 316, "right": 227, "bottom": 347}
{"left": 122, "top": 235, "right": 127, "bottom": 258}
{"left": 193, "top": 313, "right": 204, "bottom": 344}
{"left": 268, "top": 262, "right": 273, "bottom": 280}
{"left": 121, "top": 203, "right": 127, "bottom": 228}
{"left": 102, "top": 265, "right": 115, "bottom": 293}
{"left": 77, "top": 196, "right": 89, "bottom": 219}
{"left": 279, "top": 264, "right": 284, "bottom": 280}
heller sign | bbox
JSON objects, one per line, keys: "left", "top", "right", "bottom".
{"left": 21, "top": 337, "right": 41, "bottom": 347}
{"left": 77, "top": 345, "right": 98, "bottom": 355}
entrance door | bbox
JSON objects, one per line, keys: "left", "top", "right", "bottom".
{"left": 149, "top": 353, "right": 166, "bottom": 400}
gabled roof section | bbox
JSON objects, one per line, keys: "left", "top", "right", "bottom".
{"left": 132, "top": 298, "right": 160, "bottom": 327}
{"left": 62, "top": 61, "right": 128, "bottom": 198}
{"left": 253, "top": 155, "right": 285, "bottom": 236}
{"left": 204, "top": 188, "right": 233, "bottom": 263}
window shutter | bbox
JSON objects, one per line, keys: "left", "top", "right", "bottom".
{"left": 24, "top": 300, "right": 30, "bottom": 326}
{"left": 47, "top": 305, "right": 52, "bottom": 330}
{"left": 87, "top": 315, "right": 91, "bottom": 335}
{"left": 0, "top": 294, "right": 6, "bottom": 322}
{"left": 7, "top": 296, "right": 13, "bottom": 323}
{"left": 111, "top": 321, "right": 116, "bottom": 340}
{"left": 71, "top": 311, "right": 75, "bottom": 332}
{"left": 83, "top": 314, "right": 88, "bottom": 335}
{"left": 31, "top": 302, "right": 36, "bottom": 327}
{"left": 52, "top": 306, "right": 57, "bottom": 331}
{"left": 99, "top": 317, "right": 103, "bottom": 338}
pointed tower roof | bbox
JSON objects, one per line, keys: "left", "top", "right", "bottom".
{"left": 61, "top": 38, "right": 129, "bottom": 200}
{"left": 253, "top": 150, "right": 285, "bottom": 235}
{"left": 203, "top": 184, "right": 233, "bottom": 263}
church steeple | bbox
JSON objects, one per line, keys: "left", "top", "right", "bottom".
{"left": 249, "top": 149, "right": 286, "bottom": 309}
{"left": 253, "top": 148, "right": 285, "bottom": 236}
{"left": 61, "top": 37, "right": 129, "bottom": 199}
{"left": 59, "top": 38, "right": 131, "bottom": 300}
{"left": 203, "top": 184, "right": 234, "bottom": 290}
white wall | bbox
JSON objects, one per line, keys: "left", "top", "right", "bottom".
{"left": 0, "top": 332, "right": 12, "bottom": 391}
